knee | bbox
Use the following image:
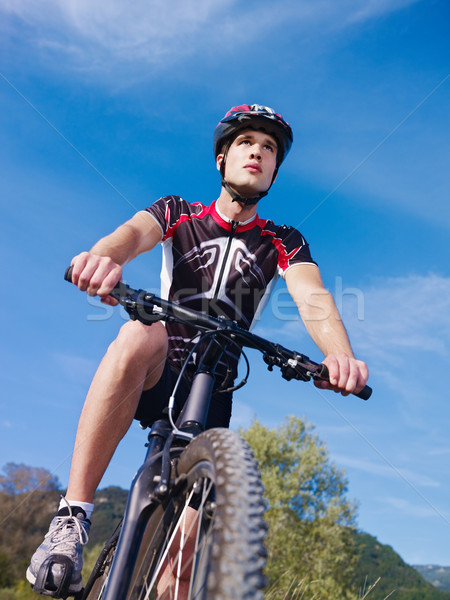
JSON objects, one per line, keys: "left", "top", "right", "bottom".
{"left": 109, "top": 321, "right": 168, "bottom": 364}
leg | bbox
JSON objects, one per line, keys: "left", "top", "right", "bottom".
{"left": 27, "top": 321, "right": 168, "bottom": 596}
{"left": 66, "top": 320, "right": 168, "bottom": 503}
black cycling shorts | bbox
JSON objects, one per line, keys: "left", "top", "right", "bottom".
{"left": 134, "top": 360, "right": 232, "bottom": 429}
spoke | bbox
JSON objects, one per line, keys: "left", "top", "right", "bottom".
{"left": 146, "top": 485, "right": 198, "bottom": 593}
{"left": 188, "top": 479, "right": 214, "bottom": 599}
{"left": 173, "top": 504, "right": 188, "bottom": 598}
{"left": 167, "top": 480, "right": 214, "bottom": 599}
{"left": 141, "top": 477, "right": 215, "bottom": 600}
{"left": 145, "top": 483, "right": 212, "bottom": 600}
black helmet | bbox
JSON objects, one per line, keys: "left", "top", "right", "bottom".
{"left": 213, "top": 104, "right": 293, "bottom": 168}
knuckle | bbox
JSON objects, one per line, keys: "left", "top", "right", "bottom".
{"left": 78, "top": 275, "right": 89, "bottom": 288}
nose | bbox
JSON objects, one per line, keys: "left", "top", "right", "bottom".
{"left": 249, "top": 144, "right": 262, "bottom": 161}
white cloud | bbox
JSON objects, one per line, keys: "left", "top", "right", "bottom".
{"left": 428, "top": 447, "right": 450, "bottom": 457}
{"left": 343, "top": 273, "right": 450, "bottom": 357}
{"left": 0, "top": 0, "right": 421, "bottom": 73}
{"left": 334, "top": 454, "right": 440, "bottom": 488}
{"left": 346, "top": 0, "right": 422, "bottom": 24}
{"left": 381, "top": 495, "right": 448, "bottom": 519}
{"left": 336, "top": 273, "right": 450, "bottom": 416}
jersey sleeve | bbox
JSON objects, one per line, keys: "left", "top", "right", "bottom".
{"left": 275, "top": 225, "right": 317, "bottom": 277}
{"left": 145, "top": 196, "right": 207, "bottom": 241}
{"left": 144, "top": 195, "right": 185, "bottom": 241}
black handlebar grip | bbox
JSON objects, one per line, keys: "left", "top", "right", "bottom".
{"left": 318, "top": 364, "right": 372, "bottom": 400}
{"left": 356, "top": 385, "right": 372, "bottom": 401}
{"left": 64, "top": 266, "right": 73, "bottom": 283}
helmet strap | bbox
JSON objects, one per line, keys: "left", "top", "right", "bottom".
{"left": 220, "top": 178, "right": 268, "bottom": 206}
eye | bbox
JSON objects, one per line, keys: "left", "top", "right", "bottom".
{"left": 264, "top": 144, "right": 275, "bottom": 153}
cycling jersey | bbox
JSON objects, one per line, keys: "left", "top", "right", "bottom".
{"left": 146, "top": 195, "right": 316, "bottom": 383}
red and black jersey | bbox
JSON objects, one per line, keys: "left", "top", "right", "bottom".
{"left": 146, "top": 196, "right": 316, "bottom": 382}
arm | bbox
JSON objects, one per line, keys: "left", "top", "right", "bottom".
{"left": 70, "top": 211, "right": 162, "bottom": 303}
{"left": 285, "top": 264, "right": 369, "bottom": 395}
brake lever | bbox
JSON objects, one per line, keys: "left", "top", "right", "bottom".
{"left": 263, "top": 352, "right": 310, "bottom": 382}
{"left": 264, "top": 350, "right": 372, "bottom": 400}
{"left": 115, "top": 287, "right": 164, "bottom": 326}
{"left": 281, "top": 354, "right": 311, "bottom": 382}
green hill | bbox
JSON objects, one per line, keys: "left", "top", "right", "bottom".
{"left": 414, "top": 566, "right": 450, "bottom": 592}
{"left": 354, "top": 532, "right": 450, "bottom": 600}
{"left": 89, "top": 486, "right": 128, "bottom": 546}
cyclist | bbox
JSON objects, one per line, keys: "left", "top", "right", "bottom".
{"left": 27, "top": 104, "right": 369, "bottom": 596}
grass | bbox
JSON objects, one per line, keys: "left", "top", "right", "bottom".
{"left": 264, "top": 574, "right": 395, "bottom": 600}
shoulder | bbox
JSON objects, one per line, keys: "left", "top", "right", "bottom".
{"left": 256, "top": 215, "right": 308, "bottom": 245}
{"left": 146, "top": 196, "right": 212, "bottom": 237}
{"left": 254, "top": 214, "right": 316, "bottom": 272}
{"left": 148, "top": 195, "right": 207, "bottom": 215}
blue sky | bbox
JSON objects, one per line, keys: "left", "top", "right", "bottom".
{"left": 1, "top": 0, "right": 449, "bottom": 571}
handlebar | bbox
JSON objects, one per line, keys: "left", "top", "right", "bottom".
{"left": 64, "top": 267, "right": 372, "bottom": 400}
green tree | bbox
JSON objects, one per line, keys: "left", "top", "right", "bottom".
{"left": 0, "top": 551, "right": 15, "bottom": 587}
{"left": 242, "top": 416, "right": 357, "bottom": 599}
{"left": 0, "top": 463, "right": 60, "bottom": 496}
{"left": 0, "top": 464, "right": 61, "bottom": 588}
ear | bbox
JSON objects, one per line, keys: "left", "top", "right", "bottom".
{"left": 216, "top": 153, "right": 224, "bottom": 172}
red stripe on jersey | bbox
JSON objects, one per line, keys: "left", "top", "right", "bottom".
{"left": 210, "top": 202, "right": 261, "bottom": 233}
{"left": 209, "top": 202, "right": 233, "bottom": 231}
{"left": 261, "top": 227, "right": 303, "bottom": 272}
{"left": 162, "top": 202, "right": 211, "bottom": 241}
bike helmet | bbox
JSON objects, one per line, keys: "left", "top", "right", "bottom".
{"left": 213, "top": 104, "right": 293, "bottom": 205}
{"left": 214, "top": 104, "right": 293, "bottom": 167}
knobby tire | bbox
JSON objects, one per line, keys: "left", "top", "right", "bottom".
{"left": 83, "top": 428, "right": 267, "bottom": 600}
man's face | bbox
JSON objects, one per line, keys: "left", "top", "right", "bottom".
{"left": 216, "top": 128, "right": 278, "bottom": 196}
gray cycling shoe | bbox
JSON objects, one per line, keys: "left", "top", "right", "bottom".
{"left": 26, "top": 501, "right": 90, "bottom": 598}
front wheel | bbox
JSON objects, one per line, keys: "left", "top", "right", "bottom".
{"left": 128, "top": 427, "right": 267, "bottom": 600}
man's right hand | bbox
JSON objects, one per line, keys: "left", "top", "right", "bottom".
{"left": 70, "top": 252, "right": 122, "bottom": 305}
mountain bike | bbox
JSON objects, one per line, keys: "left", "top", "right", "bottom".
{"left": 60, "top": 269, "right": 371, "bottom": 600}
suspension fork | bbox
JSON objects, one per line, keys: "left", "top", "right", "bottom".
{"left": 102, "top": 418, "right": 173, "bottom": 600}
{"left": 176, "top": 336, "right": 226, "bottom": 433}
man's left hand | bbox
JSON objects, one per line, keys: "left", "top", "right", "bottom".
{"left": 315, "top": 353, "right": 369, "bottom": 396}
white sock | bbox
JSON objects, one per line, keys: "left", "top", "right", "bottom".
{"left": 59, "top": 497, "right": 94, "bottom": 520}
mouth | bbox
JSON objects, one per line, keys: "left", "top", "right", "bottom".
{"left": 244, "top": 162, "right": 262, "bottom": 173}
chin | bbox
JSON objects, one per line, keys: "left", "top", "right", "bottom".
{"left": 233, "top": 181, "right": 265, "bottom": 197}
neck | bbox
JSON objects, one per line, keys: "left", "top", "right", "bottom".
{"left": 216, "top": 186, "right": 258, "bottom": 222}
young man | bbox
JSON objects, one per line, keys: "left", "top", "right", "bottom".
{"left": 27, "top": 104, "right": 369, "bottom": 596}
